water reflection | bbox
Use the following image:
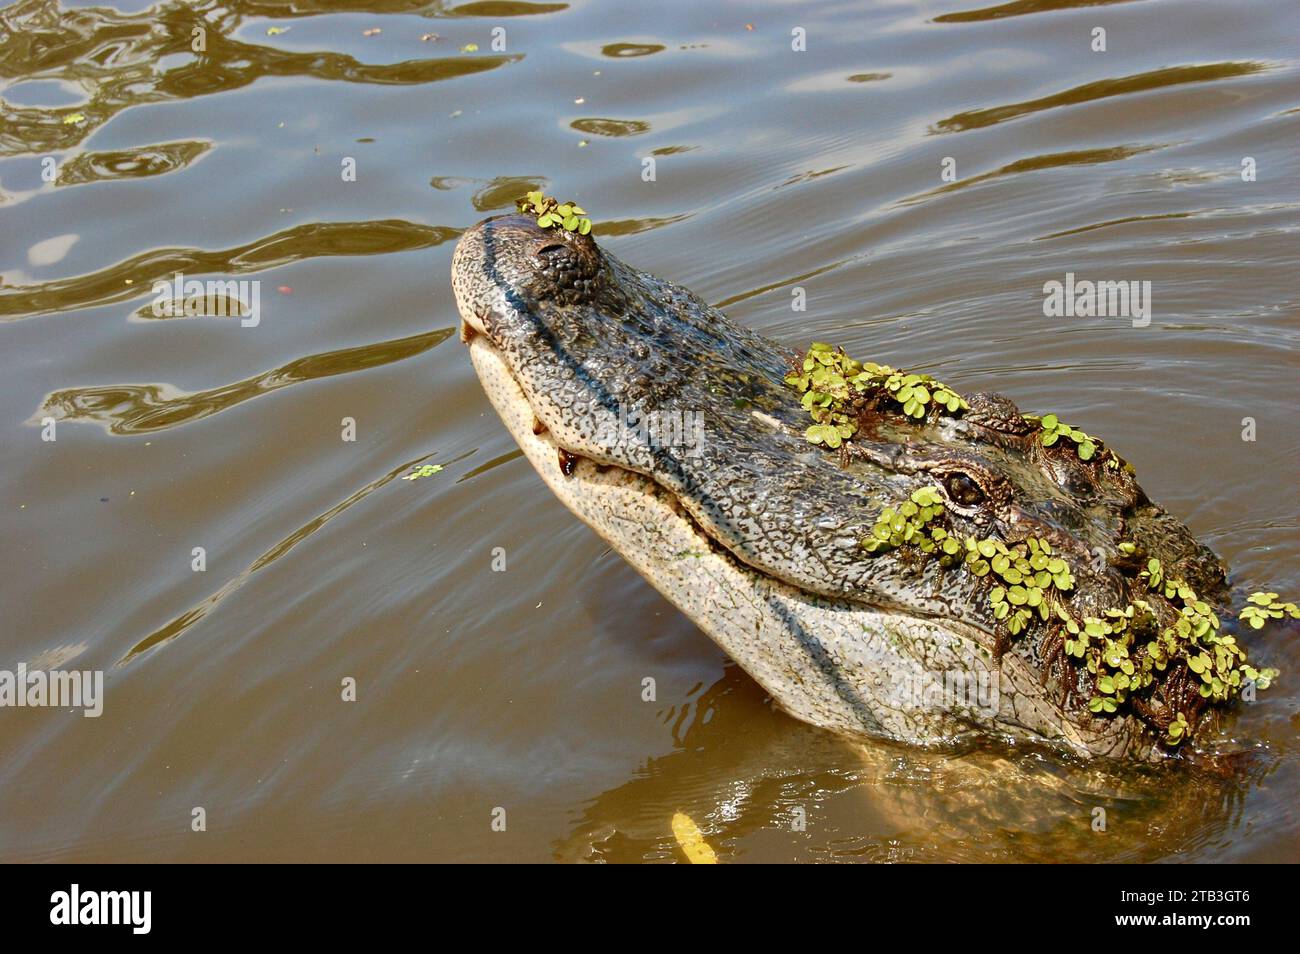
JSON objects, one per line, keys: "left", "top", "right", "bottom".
{"left": 37, "top": 327, "right": 455, "bottom": 434}
{"left": 0, "top": 0, "right": 523, "bottom": 158}
{"left": 933, "top": 0, "right": 1146, "bottom": 24}
{"left": 932, "top": 62, "right": 1265, "bottom": 134}
{"left": 900, "top": 145, "right": 1160, "bottom": 205}
{"left": 0, "top": 219, "right": 457, "bottom": 319}
{"left": 117, "top": 448, "right": 465, "bottom": 663}
{"left": 600, "top": 42, "right": 665, "bottom": 58}
{"left": 557, "top": 668, "right": 1266, "bottom": 863}
{"left": 569, "top": 117, "right": 650, "bottom": 138}
{"left": 56, "top": 140, "right": 212, "bottom": 185}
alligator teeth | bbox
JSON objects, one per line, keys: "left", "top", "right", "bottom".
{"left": 459, "top": 318, "right": 478, "bottom": 343}
{"left": 557, "top": 448, "right": 578, "bottom": 477}
{"left": 532, "top": 416, "right": 548, "bottom": 435}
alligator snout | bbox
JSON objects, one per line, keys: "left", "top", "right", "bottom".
{"left": 457, "top": 213, "right": 604, "bottom": 315}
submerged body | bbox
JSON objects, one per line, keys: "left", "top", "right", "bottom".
{"left": 452, "top": 212, "right": 1236, "bottom": 760}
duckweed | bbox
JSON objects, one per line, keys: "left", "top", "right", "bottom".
{"left": 402, "top": 464, "right": 444, "bottom": 481}
{"left": 516, "top": 191, "right": 592, "bottom": 235}
{"left": 1240, "top": 591, "right": 1300, "bottom": 629}
{"left": 978, "top": 536, "right": 1075, "bottom": 637}
{"left": 785, "top": 343, "right": 968, "bottom": 446}
{"left": 861, "top": 486, "right": 946, "bottom": 554}
{"left": 799, "top": 340, "right": 1290, "bottom": 747}
{"left": 787, "top": 343, "right": 1126, "bottom": 470}
{"left": 1020, "top": 411, "right": 1117, "bottom": 466}
{"left": 1037, "top": 413, "right": 1097, "bottom": 460}
{"left": 857, "top": 489, "right": 1289, "bottom": 748}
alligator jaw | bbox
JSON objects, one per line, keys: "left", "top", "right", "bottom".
{"left": 467, "top": 332, "right": 1157, "bottom": 760}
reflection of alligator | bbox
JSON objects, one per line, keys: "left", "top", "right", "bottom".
{"left": 452, "top": 213, "right": 1255, "bottom": 760}
{"left": 553, "top": 667, "right": 1258, "bottom": 863}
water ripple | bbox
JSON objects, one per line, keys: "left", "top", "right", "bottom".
{"left": 931, "top": 62, "right": 1266, "bottom": 133}
{"left": 0, "top": 0, "right": 521, "bottom": 157}
{"left": 0, "top": 219, "right": 459, "bottom": 320}
{"left": 35, "top": 327, "right": 455, "bottom": 434}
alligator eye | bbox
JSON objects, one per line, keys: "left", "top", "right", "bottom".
{"left": 944, "top": 472, "right": 985, "bottom": 506}
{"left": 535, "top": 243, "right": 566, "bottom": 256}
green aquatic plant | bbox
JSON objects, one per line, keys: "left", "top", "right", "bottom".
{"left": 979, "top": 536, "right": 1075, "bottom": 637}
{"left": 1051, "top": 559, "right": 1288, "bottom": 744}
{"left": 795, "top": 339, "right": 1289, "bottom": 746}
{"left": 1240, "top": 591, "right": 1300, "bottom": 629}
{"left": 881, "top": 370, "right": 967, "bottom": 418}
{"left": 856, "top": 490, "right": 1287, "bottom": 748}
{"left": 516, "top": 191, "right": 592, "bottom": 235}
{"left": 402, "top": 464, "right": 444, "bottom": 481}
{"left": 1037, "top": 413, "right": 1097, "bottom": 460}
{"left": 1129, "top": 558, "right": 1281, "bottom": 740}
{"left": 1166, "top": 711, "right": 1191, "bottom": 745}
{"left": 1021, "top": 411, "right": 1107, "bottom": 463}
{"left": 1017, "top": 411, "right": 1126, "bottom": 470}
{"left": 784, "top": 342, "right": 968, "bottom": 446}
{"left": 861, "top": 486, "right": 946, "bottom": 554}
{"left": 785, "top": 343, "right": 860, "bottom": 448}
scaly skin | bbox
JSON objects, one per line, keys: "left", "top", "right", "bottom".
{"left": 451, "top": 213, "right": 1231, "bottom": 760}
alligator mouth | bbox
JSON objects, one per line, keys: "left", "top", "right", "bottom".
{"left": 463, "top": 323, "right": 996, "bottom": 653}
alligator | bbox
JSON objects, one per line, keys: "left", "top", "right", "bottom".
{"left": 451, "top": 209, "right": 1272, "bottom": 761}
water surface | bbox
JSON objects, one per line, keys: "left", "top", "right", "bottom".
{"left": 1, "top": 0, "right": 1297, "bottom": 862}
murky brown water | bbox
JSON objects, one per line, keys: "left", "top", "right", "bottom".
{"left": 2, "top": 0, "right": 1298, "bottom": 863}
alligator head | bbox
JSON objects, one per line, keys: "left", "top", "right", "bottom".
{"left": 452, "top": 212, "right": 1236, "bottom": 760}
